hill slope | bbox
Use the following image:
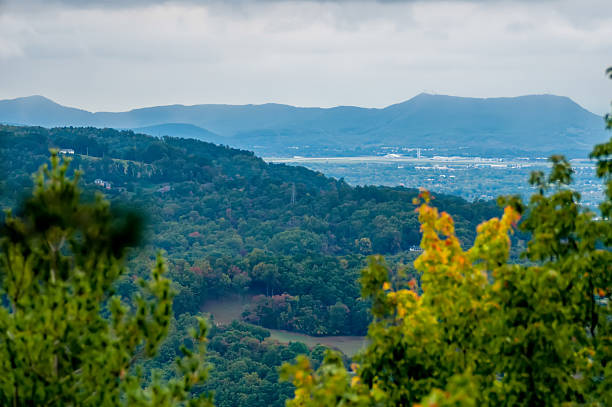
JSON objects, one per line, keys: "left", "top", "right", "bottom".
{"left": 0, "top": 95, "right": 94, "bottom": 126}
{"left": 0, "top": 124, "right": 500, "bottom": 337}
{"left": 0, "top": 94, "right": 606, "bottom": 156}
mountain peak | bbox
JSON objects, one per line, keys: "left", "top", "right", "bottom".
{"left": 385, "top": 92, "right": 587, "bottom": 110}
{"left": 5, "top": 95, "right": 57, "bottom": 105}
{"left": 0, "top": 95, "right": 92, "bottom": 127}
{"left": 0, "top": 93, "right": 605, "bottom": 156}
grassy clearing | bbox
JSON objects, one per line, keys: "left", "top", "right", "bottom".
{"left": 266, "top": 329, "right": 366, "bottom": 357}
{"left": 201, "top": 296, "right": 366, "bottom": 356}
{"left": 201, "top": 295, "right": 250, "bottom": 324}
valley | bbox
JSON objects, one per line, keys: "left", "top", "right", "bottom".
{"left": 1, "top": 124, "right": 500, "bottom": 340}
{"left": 265, "top": 154, "right": 602, "bottom": 206}
{"left": 1, "top": 121, "right": 609, "bottom": 407}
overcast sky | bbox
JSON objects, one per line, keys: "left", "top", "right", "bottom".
{"left": 0, "top": 0, "right": 610, "bottom": 114}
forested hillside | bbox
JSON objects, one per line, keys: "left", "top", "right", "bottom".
{"left": 0, "top": 124, "right": 500, "bottom": 337}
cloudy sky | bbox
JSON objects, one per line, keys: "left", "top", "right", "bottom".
{"left": 0, "top": 0, "right": 610, "bottom": 114}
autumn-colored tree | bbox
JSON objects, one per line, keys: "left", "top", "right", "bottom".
{"left": 0, "top": 153, "right": 212, "bottom": 406}
{"left": 282, "top": 71, "right": 612, "bottom": 406}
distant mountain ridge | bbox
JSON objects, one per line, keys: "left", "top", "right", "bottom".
{"left": 133, "top": 123, "right": 224, "bottom": 144}
{"left": 0, "top": 93, "right": 607, "bottom": 156}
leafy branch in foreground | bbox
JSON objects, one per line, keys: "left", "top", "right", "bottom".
{"left": 281, "top": 74, "right": 612, "bottom": 406}
{"left": 0, "top": 152, "right": 212, "bottom": 406}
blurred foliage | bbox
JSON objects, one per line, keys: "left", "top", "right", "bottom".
{"left": 0, "top": 153, "right": 212, "bottom": 406}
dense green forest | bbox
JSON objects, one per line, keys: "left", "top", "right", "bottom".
{"left": 143, "top": 317, "right": 324, "bottom": 407}
{"left": 0, "top": 124, "right": 497, "bottom": 405}
{"left": 0, "top": 124, "right": 500, "bottom": 337}
{"left": 1, "top": 118, "right": 609, "bottom": 406}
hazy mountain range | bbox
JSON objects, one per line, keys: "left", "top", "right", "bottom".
{"left": 0, "top": 94, "right": 607, "bottom": 157}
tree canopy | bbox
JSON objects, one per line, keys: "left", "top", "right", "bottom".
{"left": 281, "top": 74, "right": 612, "bottom": 406}
{"left": 0, "top": 123, "right": 499, "bottom": 337}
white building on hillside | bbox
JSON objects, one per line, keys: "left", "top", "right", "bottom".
{"left": 94, "top": 179, "right": 111, "bottom": 189}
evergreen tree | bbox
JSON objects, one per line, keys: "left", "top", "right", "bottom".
{"left": 0, "top": 153, "right": 212, "bottom": 406}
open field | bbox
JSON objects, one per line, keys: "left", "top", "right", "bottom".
{"left": 202, "top": 297, "right": 366, "bottom": 356}
{"left": 266, "top": 329, "right": 366, "bottom": 356}
{"left": 201, "top": 295, "right": 251, "bottom": 324}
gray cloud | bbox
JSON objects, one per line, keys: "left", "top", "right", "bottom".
{"left": 0, "top": 0, "right": 557, "bottom": 10}
{"left": 0, "top": 0, "right": 610, "bottom": 114}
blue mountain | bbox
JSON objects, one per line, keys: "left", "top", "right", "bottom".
{"left": 133, "top": 123, "right": 222, "bottom": 144}
{"left": 0, "top": 93, "right": 606, "bottom": 156}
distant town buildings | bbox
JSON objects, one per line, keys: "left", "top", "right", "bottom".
{"left": 94, "top": 179, "right": 111, "bottom": 189}
{"left": 59, "top": 148, "right": 74, "bottom": 155}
